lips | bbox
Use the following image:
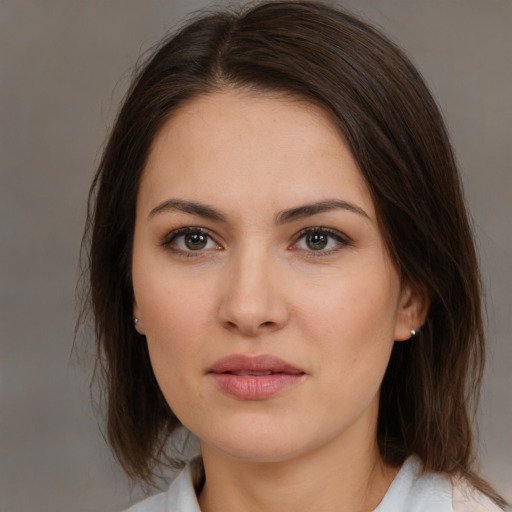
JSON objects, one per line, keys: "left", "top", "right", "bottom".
{"left": 208, "top": 354, "right": 305, "bottom": 400}
{"left": 209, "top": 354, "right": 304, "bottom": 375}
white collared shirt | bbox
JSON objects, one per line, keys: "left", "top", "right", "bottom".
{"left": 124, "top": 456, "right": 502, "bottom": 512}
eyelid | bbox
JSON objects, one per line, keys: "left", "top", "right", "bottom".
{"left": 160, "top": 226, "right": 222, "bottom": 252}
{"left": 290, "top": 226, "right": 352, "bottom": 252}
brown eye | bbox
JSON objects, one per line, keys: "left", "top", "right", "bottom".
{"left": 184, "top": 232, "right": 208, "bottom": 250}
{"left": 163, "top": 227, "right": 221, "bottom": 253}
{"left": 306, "top": 232, "right": 329, "bottom": 250}
{"left": 293, "top": 227, "right": 350, "bottom": 253}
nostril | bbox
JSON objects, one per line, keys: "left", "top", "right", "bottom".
{"left": 223, "top": 319, "right": 276, "bottom": 333}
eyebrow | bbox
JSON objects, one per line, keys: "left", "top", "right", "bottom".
{"left": 275, "top": 200, "right": 370, "bottom": 224}
{"left": 148, "top": 198, "right": 369, "bottom": 223}
{"left": 148, "top": 199, "right": 228, "bottom": 222}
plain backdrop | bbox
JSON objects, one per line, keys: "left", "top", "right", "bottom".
{"left": 1, "top": 1, "right": 510, "bottom": 510}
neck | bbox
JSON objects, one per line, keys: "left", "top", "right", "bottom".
{"left": 198, "top": 422, "right": 398, "bottom": 512}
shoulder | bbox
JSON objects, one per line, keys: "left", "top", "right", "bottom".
{"left": 451, "top": 477, "right": 505, "bottom": 512}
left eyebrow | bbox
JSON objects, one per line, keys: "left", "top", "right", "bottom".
{"left": 275, "top": 200, "right": 370, "bottom": 224}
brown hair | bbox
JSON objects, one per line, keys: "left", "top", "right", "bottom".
{"left": 79, "top": 1, "right": 506, "bottom": 506}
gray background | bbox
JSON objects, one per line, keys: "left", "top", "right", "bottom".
{"left": 1, "top": 1, "right": 510, "bottom": 510}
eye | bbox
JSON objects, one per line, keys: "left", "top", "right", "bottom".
{"left": 162, "top": 227, "right": 221, "bottom": 253}
{"left": 292, "top": 227, "right": 349, "bottom": 253}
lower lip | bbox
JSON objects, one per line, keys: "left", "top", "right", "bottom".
{"left": 210, "top": 373, "right": 304, "bottom": 400}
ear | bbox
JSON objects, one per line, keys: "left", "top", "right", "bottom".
{"left": 133, "top": 300, "right": 146, "bottom": 336}
{"left": 394, "top": 283, "right": 430, "bottom": 341}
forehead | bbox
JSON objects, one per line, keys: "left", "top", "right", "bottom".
{"left": 138, "top": 89, "right": 374, "bottom": 219}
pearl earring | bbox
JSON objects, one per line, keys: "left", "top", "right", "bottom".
{"left": 134, "top": 318, "right": 139, "bottom": 326}
{"left": 410, "top": 328, "right": 416, "bottom": 336}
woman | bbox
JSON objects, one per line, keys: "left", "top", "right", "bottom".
{"left": 81, "top": 1, "right": 508, "bottom": 510}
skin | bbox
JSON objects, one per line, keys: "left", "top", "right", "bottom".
{"left": 132, "top": 90, "right": 428, "bottom": 512}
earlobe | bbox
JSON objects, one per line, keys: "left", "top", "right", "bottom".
{"left": 394, "top": 284, "right": 430, "bottom": 342}
{"left": 133, "top": 303, "right": 146, "bottom": 335}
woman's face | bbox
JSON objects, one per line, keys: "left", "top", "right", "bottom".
{"left": 132, "top": 90, "right": 422, "bottom": 464}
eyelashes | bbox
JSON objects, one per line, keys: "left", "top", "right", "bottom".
{"left": 160, "top": 226, "right": 351, "bottom": 257}
{"left": 160, "top": 227, "right": 222, "bottom": 254}
{"left": 292, "top": 227, "right": 350, "bottom": 253}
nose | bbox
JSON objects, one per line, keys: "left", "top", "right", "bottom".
{"left": 217, "top": 247, "right": 289, "bottom": 337}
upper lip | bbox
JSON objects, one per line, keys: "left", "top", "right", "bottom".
{"left": 209, "top": 354, "right": 305, "bottom": 374}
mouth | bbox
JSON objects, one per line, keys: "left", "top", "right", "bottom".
{"left": 224, "top": 370, "right": 275, "bottom": 376}
{"left": 208, "top": 354, "right": 306, "bottom": 400}
{"left": 208, "top": 354, "right": 305, "bottom": 376}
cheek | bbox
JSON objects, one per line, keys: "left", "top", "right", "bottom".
{"left": 297, "top": 270, "right": 399, "bottom": 345}
{"left": 133, "top": 263, "right": 223, "bottom": 410}
{"left": 140, "top": 280, "right": 208, "bottom": 359}
{"left": 141, "top": 294, "right": 206, "bottom": 421}
{"left": 307, "top": 286, "right": 397, "bottom": 427}
{"left": 294, "top": 265, "right": 399, "bottom": 388}
{"left": 133, "top": 247, "right": 216, "bottom": 336}
{"left": 133, "top": 263, "right": 188, "bottom": 348}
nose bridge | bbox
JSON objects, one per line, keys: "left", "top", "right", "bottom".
{"left": 218, "top": 239, "right": 287, "bottom": 335}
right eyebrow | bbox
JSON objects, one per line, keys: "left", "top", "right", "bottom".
{"left": 148, "top": 199, "right": 228, "bottom": 223}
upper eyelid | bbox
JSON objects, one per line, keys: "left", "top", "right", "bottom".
{"left": 292, "top": 226, "right": 351, "bottom": 243}
{"left": 161, "top": 226, "right": 220, "bottom": 246}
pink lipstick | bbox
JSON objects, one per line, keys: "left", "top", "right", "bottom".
{"left": 208, "top": 354, "right": 305, "bottom": 400}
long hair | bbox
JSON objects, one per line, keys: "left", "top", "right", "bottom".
{"left": 79, "top": 1, "right": 505, "bottom": 506}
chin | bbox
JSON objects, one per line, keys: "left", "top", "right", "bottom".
{"left": 198, "top": 417, "right": 317, "bottom": 464}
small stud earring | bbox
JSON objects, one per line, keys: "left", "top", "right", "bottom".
{"left": 410, "top": 328, "right": 416, "bottom": 337}
{"left": 134, "top": 318, "right": 139, "bottom": 326}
